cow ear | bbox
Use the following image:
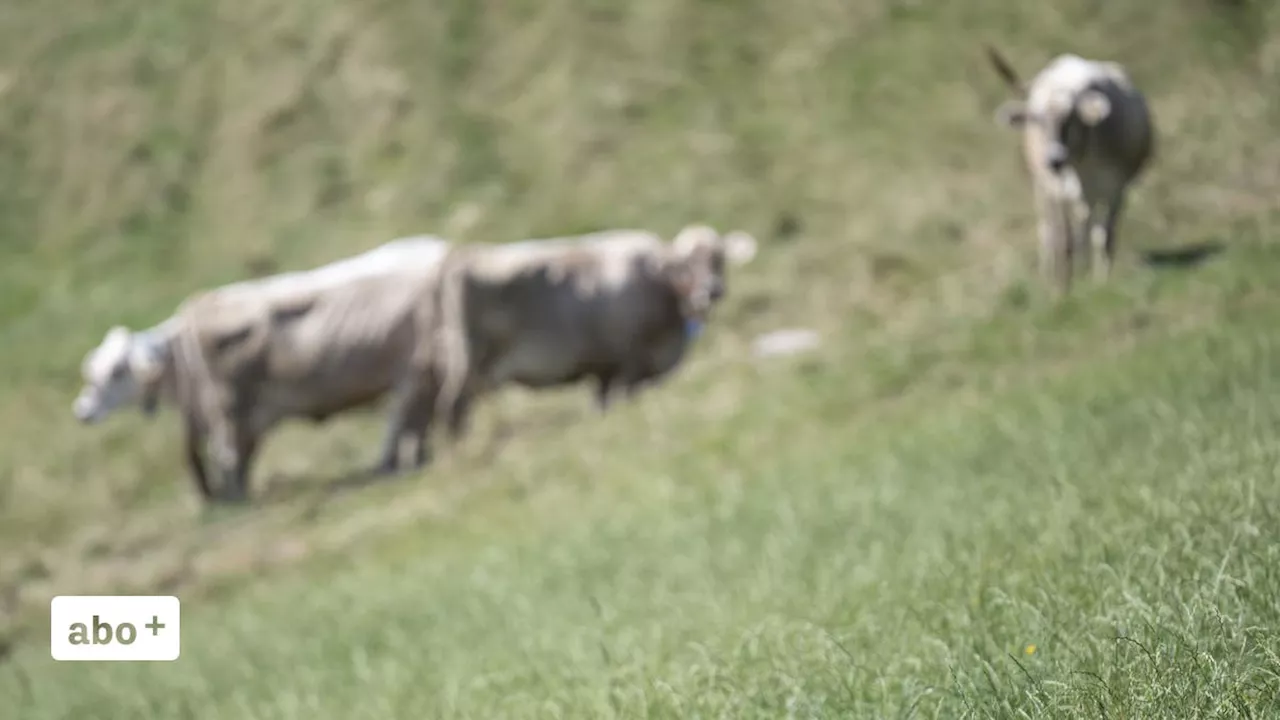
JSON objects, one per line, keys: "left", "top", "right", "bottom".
{"left": 1101, "top": 61, "right": 1128, "bottom": 82}
{"left": 994, "top": 100, "right": 1029, "bottom": 127}
{"left": 130, "top": 342, "right": 164, "bottom": 384}
{"left": 105, "top": 325, "right": 131, "bottom": 345}
{"left": 672, "top": 224, "right": 716, "bottom": 258}
{"left": 664, "top": 260, "right": 694, "bottom": 297}
{"left": 723, "top": 231, "right": 758, "bottom": 266}
{"left": 1076, "top": 89, "right": 1111, "bottom": 126}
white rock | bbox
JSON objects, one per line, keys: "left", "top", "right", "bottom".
{"left": 752, "top": 328, "right": 821, "bottom": 358}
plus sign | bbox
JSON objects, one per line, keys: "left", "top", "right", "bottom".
{"left": 146, "top": 615, "right": 166, "bottom": 636}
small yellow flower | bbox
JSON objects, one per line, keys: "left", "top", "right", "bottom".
{"left": 1024, "top": 644, "right": 1037, "bottom": 655}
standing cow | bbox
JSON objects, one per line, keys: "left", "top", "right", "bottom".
{"left": 985, "top": 45, "right": 1155, "bottom": 294}
{"left": 72, "top": 236, "right": 453, "bottom": 504}
{"left": 430, "top": 224, "right": 758, "bottom": 444}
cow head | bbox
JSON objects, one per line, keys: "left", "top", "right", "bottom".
{"left": 73, "top": 325, "right": 168, "bottom": 424}
{"left": 665, "top": 224, "right": 758, "bottom": 322}
{"left": 996, "top": 85, "right": 1113, "bottom": 176}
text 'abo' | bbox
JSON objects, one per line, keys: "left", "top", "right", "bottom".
{"left": 50, "top": 595, "right": 181, "bottom": 661}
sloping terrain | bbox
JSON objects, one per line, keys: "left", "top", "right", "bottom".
{"left": 1, "top": 0, "right": 1279, "bottom": 717}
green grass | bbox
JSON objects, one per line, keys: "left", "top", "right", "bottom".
{"left": 2, "top": 0, "right": 1280, "bottom": 717}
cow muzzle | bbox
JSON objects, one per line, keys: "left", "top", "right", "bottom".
{"left": 1046, "top": 144, "right": 1069, "bottom": 174}
{"left": 72, "top": 393, "right": 103, "bottom": 424}
{"left": 685, "top": 290, "right": 716, "bottom": 323}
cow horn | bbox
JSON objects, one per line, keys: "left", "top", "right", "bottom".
{"left": 984, "top": 44, "right": 1026, "bottom": 94}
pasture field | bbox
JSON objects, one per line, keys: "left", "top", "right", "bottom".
{"left": 1, "top": 0, "right": 1279, "bottom": 717}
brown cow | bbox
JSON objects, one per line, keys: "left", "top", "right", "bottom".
{"left": 430, "top": 224, "right": 759, "bottom": 443}
{"left": 72, "top": 236, "right": 453, "bottom": 503}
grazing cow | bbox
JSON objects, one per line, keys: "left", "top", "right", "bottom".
{"left": 71, "top": 236, "right": 453, "bottom": 503}
{"left": 430, "top": 224, "right": 758, "bottom": 443}
{"left": 985, "top": 45, "right": 1155, "bottom": 293}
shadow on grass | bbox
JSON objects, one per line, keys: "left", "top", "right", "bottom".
{"left": 1140, "top": 241, "right": 1226, "bottom": 270}
{"left": 241, "top": 403, "right": 595, "bottom": 520}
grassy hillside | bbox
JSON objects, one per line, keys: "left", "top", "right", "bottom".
{"left": 2, "top": 0, "right": 1279, "bottom": 717}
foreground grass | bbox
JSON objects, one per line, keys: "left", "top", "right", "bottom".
{"left": 5, "top": 240, "right": 1280, "bottom": 717}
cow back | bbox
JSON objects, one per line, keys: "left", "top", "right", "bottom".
{"left": 174, "top": 261, "right": 442, "bottom": 428}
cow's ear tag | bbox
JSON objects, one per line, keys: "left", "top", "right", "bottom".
{"left": 685, "top": 318, "right": 704, "bottom": 340}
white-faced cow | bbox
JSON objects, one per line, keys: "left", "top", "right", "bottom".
{"left": 986, "top": 46, "right": 1155, "bottom": 293}
{"left": 72, "top": 236, "right": 453, "bottom": 504}
{"left": 429, "top": 224, "right": 759, "bottom": 444}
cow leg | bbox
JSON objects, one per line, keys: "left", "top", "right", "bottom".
{"left": 410, "top": 426, "right": 430, "bottom": 468}
{"left": 374, "top": 420, "right": 405, "bottom": 477}
{"left": 208, "top": 421, "right": 249, "bottom": 503}
{"left": 183, "top": 416, "right": 214, "bottom": 502}
{"left": 416, "top": 370, "right": 445, "bottom": 467}
{"left": 401, "top": 400, "right": 432, "bottom": 469}
{"left": 1059, "top": 199, "right": 1080, "bottom": 295}
{"left": 408, "top": 384, "right": 436, "bottom": 469}
{"left": 1070, "top": 200, "right": 1090, "bottom": 275}
{"left": 594, "top": 375, "right": 614, "bottom": 413}
{"left": 434, "top": 342, "right": 482, "bottom": 450}
{"left": 445, "top": 388, "right": 474, "bottom": 443}
{"left": 230, "top": 425, "right": 260, "bottom": 502}
{"left": 625, "top": 380, "right": 645, "bottom": 400}
{"left": 1091, "top": 193, "right": 1126, "bottom": 283}
{"left": 621, "top": 368, "right": 650, "bottom": 402}
{"left": 1034, "top": 187, "right": 1071, "bottom": 295}
{"left": 375, "top": 376, "right": 423, "bottom": 476}
{"left": 207, "top": 422, "right": 236, "bottom": 502}
{"left": 381, "top": 384, "right": 439, "bottom": 474}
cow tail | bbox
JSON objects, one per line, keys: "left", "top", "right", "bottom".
{"left": 433, "top": 252, "right": 470, "bottom": 426}
{"left": 171, "top": 308, "right": 218, "bottom": 441}
{"left": 984, "top": 44, "right": 1025, "bottom": 94}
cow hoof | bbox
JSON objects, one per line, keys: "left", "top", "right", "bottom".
{"left": 216, "top": 484, "right": 250, "bottom": 505}
{"left": 198, "top": 503, "right": 230, "bottom": 523}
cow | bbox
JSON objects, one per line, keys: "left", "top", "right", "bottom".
{"left": 71, "top": 235, "right": 453, "bottom": 504}
{"left": 985, "top": 45, "right": 1155, "bottom": 294}
{"left": 429, "top": 224, "right": 759, "bottom": 444}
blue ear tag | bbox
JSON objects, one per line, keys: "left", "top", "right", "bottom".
{"left": 685, "top": 318, "right": 704, "bottom": 340}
